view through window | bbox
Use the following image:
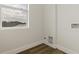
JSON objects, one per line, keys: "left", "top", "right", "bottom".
{"left": 0, "top": 4, "right": 28, "bottom": 29}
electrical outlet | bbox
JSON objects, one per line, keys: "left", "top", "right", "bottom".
{"left": 44, "top": 37, "right": 46, "bottom": 39}
{"left": 48, "top": 36, "right": 53, "bottom": 44}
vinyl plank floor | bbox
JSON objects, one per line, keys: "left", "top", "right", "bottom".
{"left": 18, "top": 43, "right": 65, "bottom": 54}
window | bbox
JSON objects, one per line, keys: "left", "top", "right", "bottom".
{"left": 0, "top": 4, "right": 28, "bottom": 29}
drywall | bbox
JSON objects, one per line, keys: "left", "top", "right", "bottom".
{"left": 57, "top": 5, "right": 79, "bottom": 53}
{"left": 0, "top": 4, "right": 43, "bottom": 53}
{"left": 43, "top": 4, "right": 56, "bottom": 45}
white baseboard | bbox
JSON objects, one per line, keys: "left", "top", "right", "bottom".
{"left": 1, "top": 39, "right": 78, "bottom": 54}
{"left": 42, "top": 40, "right": 78, "bottom": 54}
{"left": 1, "top": 40, "right": 44, "bottom": 54}
{"left": 43, "top": 40, "right": 57, "bottom": 49}
{"left": 56, "top": 44, "right": 78, "bottom": 54}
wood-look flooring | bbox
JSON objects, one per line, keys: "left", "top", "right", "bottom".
{"left": 18, "top": 43, "right": 65, "bottom": 54}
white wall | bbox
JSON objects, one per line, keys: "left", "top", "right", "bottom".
{"left": 43, "top": 4, "right": 56, "bottom": 45}
{"left": 43, "top": 4, "right": 79, "bottom": 53}
{"left": 0, "top": 4, "right": 43, "bottom": 53}
{"left": 57, "top": 5, "right": 79, "bottom": 53}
